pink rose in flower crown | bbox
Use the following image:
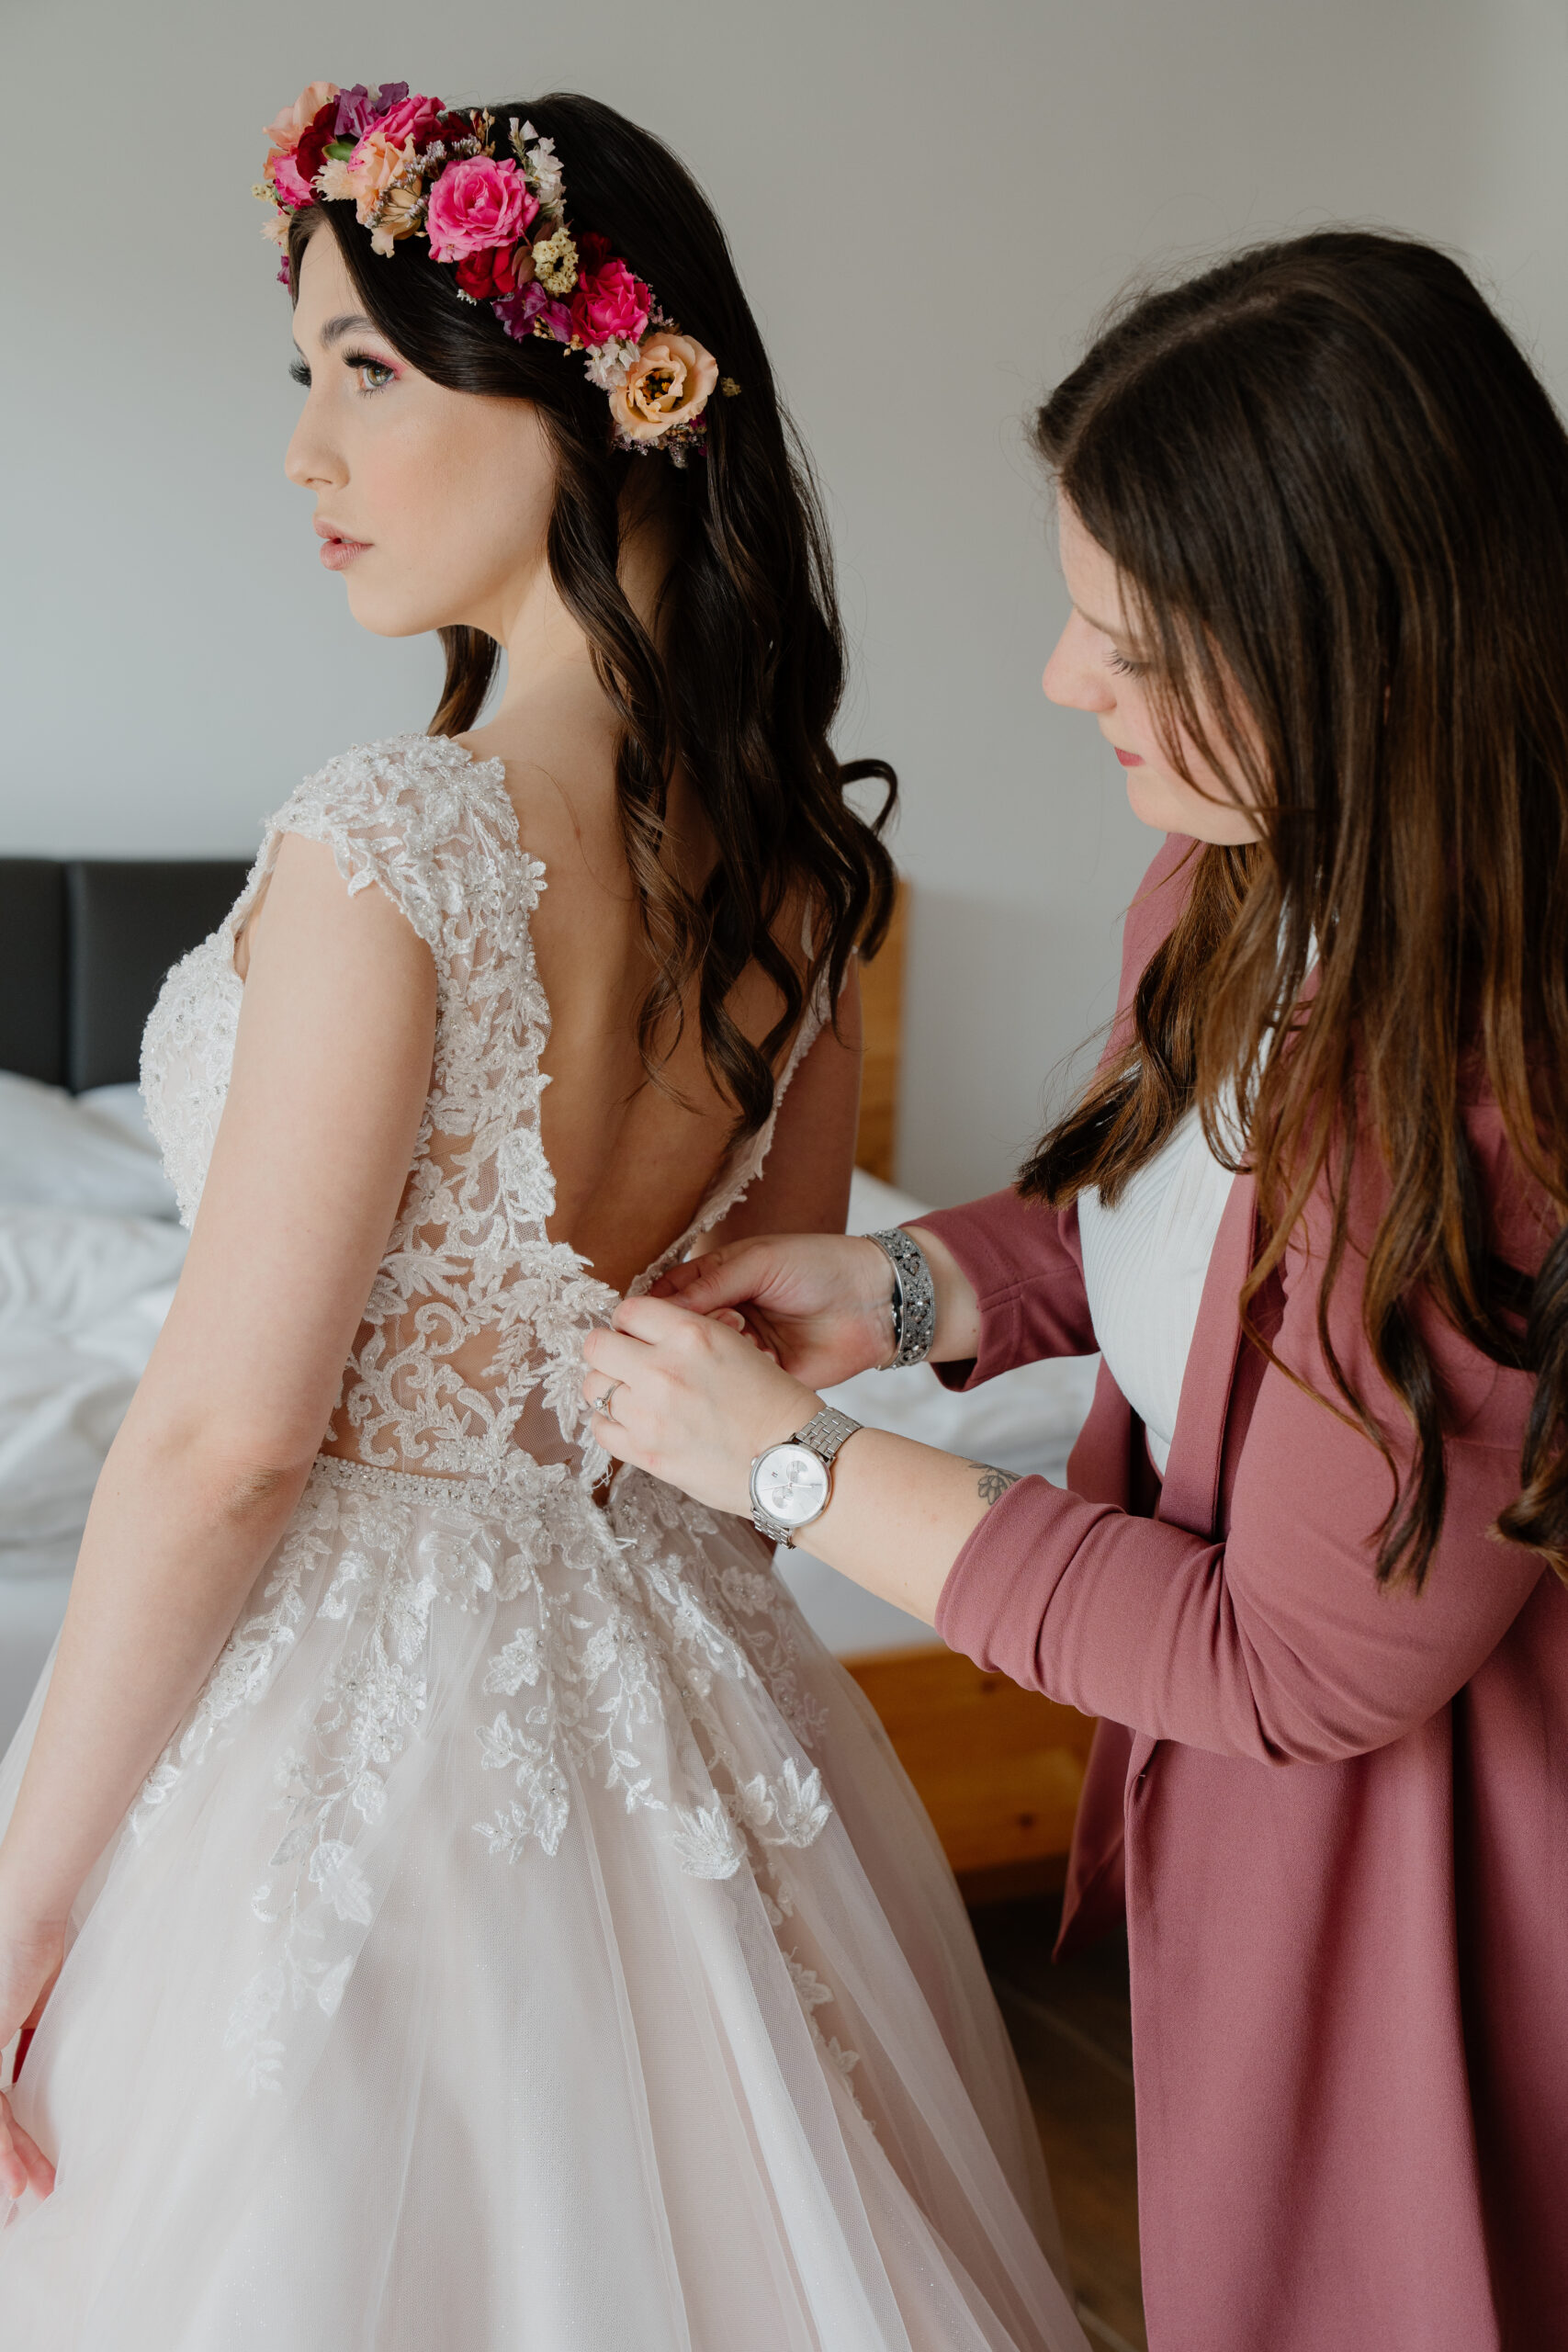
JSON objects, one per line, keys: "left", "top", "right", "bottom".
{"left": 265, "top": 146, "right": 317, "bottom": 209}
{"left": 426, "top": 156, "right": 537, "bottom": 263}
{"left": 375, "top": 93, "right": 446, "bottom": 149}
{"left": 264, "top": 81, "right": 339, "bottom": 154}
{"left": 570, "top": 254, "right": 651, "bottom": 349}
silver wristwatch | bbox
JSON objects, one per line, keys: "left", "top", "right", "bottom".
{"left": 750, "top": 1405, "right": 863, "bottom": 1547}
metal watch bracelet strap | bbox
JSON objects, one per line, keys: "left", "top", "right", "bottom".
{"left": 866, "top": 1227, "right": 937, "bottom": 1368}
{"left": 750, "top": 1405, "right": 863, "bottom": 1546}
{"left": 793, "top": 1405, "right": 863, "bottom": 1469}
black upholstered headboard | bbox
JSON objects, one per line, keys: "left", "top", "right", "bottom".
{"left": 0, "top": 858, "right": 251, "bottom": 1091}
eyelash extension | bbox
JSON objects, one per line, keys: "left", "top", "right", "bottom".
{"left": 1108, "top": 649, "right": 1151, "bottom": 678}
{"left": 343, "top": 347, "right": 398, "bottom": 395}
{"left": 287, "top": 350, "right": 399, "bottom": 394}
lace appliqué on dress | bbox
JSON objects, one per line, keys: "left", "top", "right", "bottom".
{"left": 131, "top": 734, "right": 846, "bottom": 2095}
{"left": 128, "top": 1455, "right": 840, "bottom": 2096}
{"left": 140, "top": 733, "right": 621, "bottom": 1489}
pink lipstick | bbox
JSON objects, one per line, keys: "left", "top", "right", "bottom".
{"left": 1113, "top": 747, "right": 1145, "bottom": 767}
{"left": 313, "top": 516, "right": 371, "bottom": 571}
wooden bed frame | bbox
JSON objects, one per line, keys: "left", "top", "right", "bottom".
{"left": 847, "top": 886, "right": 1097, "bottom": 1902}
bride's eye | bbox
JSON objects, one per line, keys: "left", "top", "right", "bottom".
{"left": 344, "top": 349, "right": 398, "bottom": 396}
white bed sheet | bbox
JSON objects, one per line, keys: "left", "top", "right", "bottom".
{"left": 0, "top": 1076, "right": 189, "bottom": 1743}
{"left": 0, "top": 1072, "right": 179, "bottom": 1221}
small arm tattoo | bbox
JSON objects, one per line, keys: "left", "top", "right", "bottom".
{"left": 967, "top": 1461, "right": 1021, "bottom": 1507}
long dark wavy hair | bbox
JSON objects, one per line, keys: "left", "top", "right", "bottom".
{"left": 1020, "top": 230, "right": 1568, "bottom": 1589}
{"left": 288, "top": 93, "right": 895, "bottom": 1140}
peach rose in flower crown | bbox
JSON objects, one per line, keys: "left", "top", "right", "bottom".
{"left": 369, "top": 186, "right": 425, "bottom": 257}
{"left": 609, "top": 334, "right": 720, "bottom": 444}
{"left": 425, "top": 156, "right": 537, "bottom": 263}
{"left": 347, "top": 130, "right": 419, "bottom": 223}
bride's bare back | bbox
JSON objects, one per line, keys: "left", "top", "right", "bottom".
{"left": 463, "top": 700, "right": 859, "bottom": 1297}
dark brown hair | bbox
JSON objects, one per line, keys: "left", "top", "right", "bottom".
{"left": 1021, "top": 230, "right": 1568, "bottom": 1588}
{"left": 289, "top": 93, "right": 895, "bottom": 1138}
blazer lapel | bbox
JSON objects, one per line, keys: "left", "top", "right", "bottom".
{"left": 1156, "top": 1169, "right": 1258, "bottom": 1539}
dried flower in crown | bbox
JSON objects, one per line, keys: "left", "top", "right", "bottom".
{"left": 255, "top": 81, "right": 736, "bottom": 459}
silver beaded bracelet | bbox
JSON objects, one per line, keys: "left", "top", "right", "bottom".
{"left": 865, "top": 1227, "right": 937, "bottom": 1369}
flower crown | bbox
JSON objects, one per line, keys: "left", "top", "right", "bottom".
{"left": 256, "top": 81, "right": 735, "bottom": 460}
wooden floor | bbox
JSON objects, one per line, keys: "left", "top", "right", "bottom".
{"left": 971, "top": 1895, "right": 1145, "bottom": 2352}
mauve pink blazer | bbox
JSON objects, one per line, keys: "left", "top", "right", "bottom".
{"left": 919, "top": 835, "right": 1568, "bottom": 2352}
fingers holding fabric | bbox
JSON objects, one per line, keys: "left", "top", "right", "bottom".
{"left": 649, "top": 1236, "right": 894, "bottom": 1388}
{"left": 648, "top": 1244, "right": 760, "bottom": 1308}
{"left": 580, "top": 1309, "right": 818, "bottom": 1515}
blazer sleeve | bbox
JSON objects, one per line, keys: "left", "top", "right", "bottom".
{"left": 933, "top": 1181, "right": 1545, "bottom": 1766}
{"left": 914, "top": 1189, "right": 1097, "bottom": 1386}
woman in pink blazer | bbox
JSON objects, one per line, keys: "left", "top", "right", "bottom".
{"left": 580, "top": 232, "right": 1568, "bottom": 2351}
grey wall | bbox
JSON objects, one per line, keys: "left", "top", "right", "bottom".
{"left": 4, "top": 0, "right": 1564, "bottom": 1198}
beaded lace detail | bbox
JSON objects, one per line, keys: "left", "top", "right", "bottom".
{"left": 141, "top": 733, "right": 828, "bottom": 1491}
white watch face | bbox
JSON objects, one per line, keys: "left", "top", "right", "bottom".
{"left": 753, "top": 1442, "right": 830, "bottom": 1529}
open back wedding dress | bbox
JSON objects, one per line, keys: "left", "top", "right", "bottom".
{"left": 0, "top": 736, "right": 1088, "bottom": 2351}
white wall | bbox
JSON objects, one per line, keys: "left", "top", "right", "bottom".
{"left": 3, "top": 0, "right": 1560, "bottom": 1200}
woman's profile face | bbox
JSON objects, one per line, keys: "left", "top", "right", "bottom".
{"left": 284, "top": 227, "right": 557, "bottom": 642}
{"left": 1043, "top": 497, "right": 1262, "bottom": 845}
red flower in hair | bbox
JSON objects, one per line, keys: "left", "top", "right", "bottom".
{"left": 454, "top": 242, "right": 533, "bottom": 301}
{"left": 432, "top": 108, "right": 479, "bottom": 151}
{"left": 293, "top": 100, "right": 342, "bottom": 190}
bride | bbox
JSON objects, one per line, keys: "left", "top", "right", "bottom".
{"left": 0, "top": 85, "right": 1089, "bottom": 2350}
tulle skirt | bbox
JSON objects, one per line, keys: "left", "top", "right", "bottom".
{"left": 0, "top": 1453, "right": 1088, "bottom": 2350}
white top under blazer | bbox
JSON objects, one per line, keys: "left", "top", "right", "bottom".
{"left": 1076, "top": 1103, "right": 1239, "bottom": 1476}
{"left": 1079, "top": 933, "right": 1314, "bottom": 1475}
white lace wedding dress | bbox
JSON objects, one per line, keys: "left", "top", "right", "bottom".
{"left": 0, "top": 736, "right": 1088, "bottom": 2351}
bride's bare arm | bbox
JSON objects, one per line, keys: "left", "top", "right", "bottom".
{"left": 0, "top": 835, "right": 435, "bottom": 1936}
{"left": 702, "top": 963, "right": 864, "bottom": 1246}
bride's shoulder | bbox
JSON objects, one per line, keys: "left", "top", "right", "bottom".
{"left": 279, "top": 730, "right": 510, "bottom": 837}
{"left": 264, "top": 733, "right": 533, "bottom": 956}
